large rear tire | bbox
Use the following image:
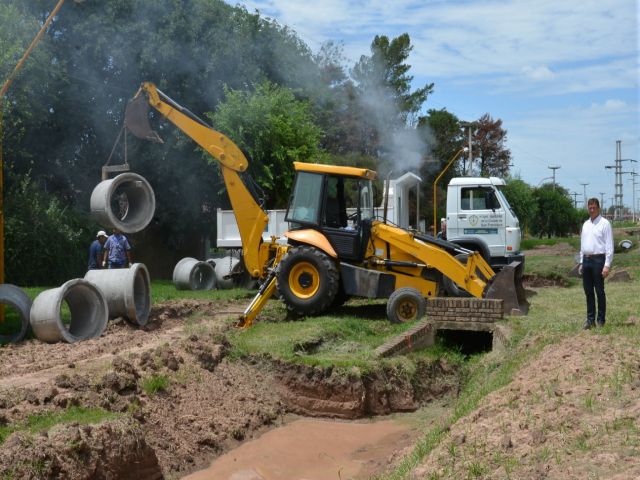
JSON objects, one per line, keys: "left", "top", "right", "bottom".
{"left": 277, "top": 246, "right": 339, "bottom": 316}
{"left": 386, "top": 287, "right": 426, "bottom": 324}
{"left": 442, "top": 253, "right": 473, "bottom": 297}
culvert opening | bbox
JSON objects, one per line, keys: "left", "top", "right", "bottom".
{"left": 0, "top": 305, "right": 27, "bottom": 342}
{"left": 436, "top": 329, "right": 493, "bottom": 356}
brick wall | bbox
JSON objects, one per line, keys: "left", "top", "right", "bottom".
{"left": 426, "top": 298, "right": 503, "bottom": 323}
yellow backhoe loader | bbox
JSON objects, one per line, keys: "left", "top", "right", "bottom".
{"left": 125, "top": 83, "right": 528, "bottom": 328}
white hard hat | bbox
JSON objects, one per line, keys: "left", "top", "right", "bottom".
{"left": 96, "top": 230, "right": 108, "bottom": 238}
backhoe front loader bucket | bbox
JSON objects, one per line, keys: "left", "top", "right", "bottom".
{"left": 484, "top": 261, "right": 529, "bottom": 315}
{"left": 124, "top": 94, "right": 163, "bottom": 143}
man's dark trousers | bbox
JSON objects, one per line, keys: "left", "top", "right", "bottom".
{"left": 583, "top": 255, "right": 606, "bottom": 326}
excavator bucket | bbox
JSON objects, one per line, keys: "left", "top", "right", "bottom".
{"left": 124, "top": 94, "right": 164, "bottom": 143}
{"left": 485, "top": 261, "right": 529, "bottom": 315}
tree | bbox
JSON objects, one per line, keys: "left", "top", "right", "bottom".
{"left": 502, "top": 177, "right": 537, "bottom": 234}
{"left": 1, "top": 0, "right": 331, "bottom": 281}
{"left": 417, "top": 109, "right": 465, "bottom": 225}
{"left": 5, "top": 172, "right": 92, "bottom": 285}
{"left": 531, "top": 184, "right": 581, "bottom": 238}
{"left": 351, "top": 34, "right": 433, "bottom": 126}
{"left": 349, "top": 34, "right": 434, "bottom": 169}
{"left": 472, "top": 114, "right": 512, "bottom": 176}
{"left": 210, "top": 81, "right": 323, "bottom": 208}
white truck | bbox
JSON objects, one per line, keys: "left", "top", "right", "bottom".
{"left": 442, "top": 176, "right": 523, "bottom": 270}
{"left": 215, "top": 173, "right": 523, "bottom": 281}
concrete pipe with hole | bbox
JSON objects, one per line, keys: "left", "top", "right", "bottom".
{"left": 0, "top": 284, "right": 33, "bottom": 344}
{"left": 173, "top": 258, "right": 216, "bottom": 290}
{"left": 30, "top": 279, "right": 108, "bottom": 343}
{"left": 85, "top": 263, "right": 151, "bottom": 326}
{"left": 90, "top": 172, "right": 156, "bottom": 233}
{"left": 214, "top": 256, "right": 242, "bottom": 289}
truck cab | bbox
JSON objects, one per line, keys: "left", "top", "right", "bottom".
{"left": 444, "top": 177, "right": 523, "bottom": 269}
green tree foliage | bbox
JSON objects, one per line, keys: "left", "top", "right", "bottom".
{"left": 472, "top": 114, "right": 512, "bottom": 176}
{"left": 531, "top": 184, "right": 581, "bottom": 238}
{"left": 349, "top": 34, "right": 433, "bottom": 168}
{"left": 5, "top": 173, "right": 92, "bottom": 285}
{"left": 416, "top": 109, "right": 465, "bottom": 227}
{"left": 1, "top": 0, "right": 326, "bottom": 282}
{"left": 210, "top": 82, "right": 322, "bottom": 208}
{"left": 352, "top": 34, "right": 433, "bottom": 125}
{"left": 502, "top": 177, "right": 538, "bottom": 234}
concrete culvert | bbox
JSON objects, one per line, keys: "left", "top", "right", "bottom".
{"left": 214, "top": 255, "right": 242, "bottom": 289}
{"left": 30, "top": 279, "right": 108, "bottom": 343}
{"left": 84, "top": 263, "right": 151, "bottom": 326}
{"left": 90, "top": 172, "right": 155, "bottom": 233}
{"left": 173, "top": 258, "right": 216, "bottom": 290}
{"left": 0, "top": 284, "right": 33, "bottom": 344}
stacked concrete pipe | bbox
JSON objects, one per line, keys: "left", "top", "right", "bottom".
{"left": 0, "top": 284, "right": 33, "bottom": 344}
{"left": 85, "top": 263, "right": 151, "bottom": 326}
{"left": 30, "top": 279, "right": 108, "bottom": 343}
{"left": 173, "top": 257, "right": 216, "bottom": 290}
{"left": 90, "top": 172, "right": 156, "bottom": 233}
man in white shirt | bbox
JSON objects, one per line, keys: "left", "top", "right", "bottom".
{"left": 579, "top": 198, "right": 613, "bottom": 329}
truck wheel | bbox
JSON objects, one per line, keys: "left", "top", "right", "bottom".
{"left": 386, "top": 287, "right": 426, "bottom": 324}
{"left": 277, "top": 246, "right": 339, "bottom": 316}
{"left": 443, "top": 254, "right": 472, "bottom": 297}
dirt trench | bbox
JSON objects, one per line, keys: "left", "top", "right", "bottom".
{"left": 0, "top": 299, "right": 459, "bottom": 479}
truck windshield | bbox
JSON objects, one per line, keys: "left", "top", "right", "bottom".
{"left": 286, "top": 172, "right": 323, "bottom": 225}
{"left": 495, "top": 187, "right": 516, "bottom": 216}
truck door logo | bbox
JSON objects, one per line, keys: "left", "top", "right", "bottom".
{"left": 468, "top": 215, "right": 479, "bottom": 226}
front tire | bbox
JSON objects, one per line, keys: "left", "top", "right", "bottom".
{"left": 277, "top": 246, "right": 339, "bottom": 316}
{"left": 386, "top": 287, "right": 426, "bottom": 324}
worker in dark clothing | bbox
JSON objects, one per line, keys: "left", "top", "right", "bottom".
{"left": 88, "top": 230, "right": 108, "bottom": 270}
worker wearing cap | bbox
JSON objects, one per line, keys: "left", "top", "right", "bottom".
{"left": 579, "top": 198, "right": 613, "bottom": 329}
{"left": 88, "top": 230, "right": 108, "bottom": 270}
{"left": 102, "top": 227, "right": 133, "bottom": 269}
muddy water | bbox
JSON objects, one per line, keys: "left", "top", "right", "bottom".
{"left": 182, "top": 416, "right": 422, "bottom": 480}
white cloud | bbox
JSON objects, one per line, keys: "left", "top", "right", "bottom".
{"left": 521, "top": 65, "right": 555, "bottom": 81}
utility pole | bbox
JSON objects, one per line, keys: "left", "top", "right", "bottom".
{"left": 570, "top": 192, "right": 580, "bottom": 208}
{"left": 548, "top": 166, "right": 560, "bottom": 188}
{"left": 599, "top": 192, "right": 606, "bottom": 216}
{"left": 580, "top": 183, "right": 589, "bottom": 209}
{"left": 605, "top": 140, "right": 637, "bottom": 220}
{"left": 629, "top": 172, "right": 638, "bottom": 222}
{"left": 460, "top": 121, "right": 474, "bottom": 175}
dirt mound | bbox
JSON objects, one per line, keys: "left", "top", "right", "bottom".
{"left": 524, "top": 242, "right": 576, "bottom": 257}
{"left": 410, "top": 334, "right": 640, "bottom": 479}
{"left": 0, "top": 417, "right": 162, "bottom": 479}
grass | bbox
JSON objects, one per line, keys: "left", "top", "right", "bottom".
{"left": 0, "top": 407, "right": 119, "bottom": 445}
{"left": 141, "top": 374, "right": 170, "bottom": 395}
{"left": 227, "top": 299, "right": 463, "bottom": 373}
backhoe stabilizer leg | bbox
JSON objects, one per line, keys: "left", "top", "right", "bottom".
{"left": 236, "top": 273, "right": 278, "bottom": 329}
{"left": 484, "top": 261, "right": 529, "bottom": 315}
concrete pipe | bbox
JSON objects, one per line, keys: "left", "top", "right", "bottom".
{"left": 30, "top": 279, "right": 108, "bottom": 343}
{"left": 84, "top": 263, "right": 151, "bottom": 326}
{"left": 0, "top": 284, "right": 33, "bottom": 344}
{"left": 214, "top": 256, "right": 242, "bottom": 289}
{"left": 173, "top": 258, "right": 216, "bottom": 290}
{"left": 90, "top": 172, "right": 156, "bottom": 233}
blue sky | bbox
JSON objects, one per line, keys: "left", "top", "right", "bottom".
{"left": 228, "top": 0, "right": 639, "bottom": 211}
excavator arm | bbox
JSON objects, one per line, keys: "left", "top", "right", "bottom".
{"left": 126, "top": 82, "right": 272, "bottom": 279}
